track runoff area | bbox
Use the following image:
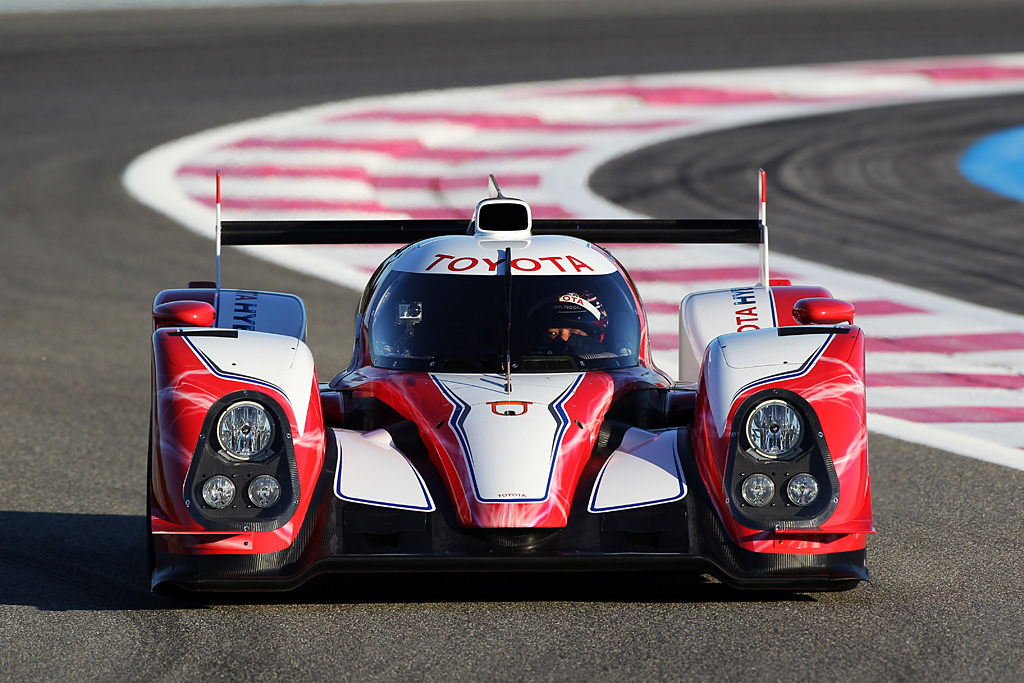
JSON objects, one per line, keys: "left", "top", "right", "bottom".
{"left": 126, "top": 53, "right": 1024, "bottom": 471}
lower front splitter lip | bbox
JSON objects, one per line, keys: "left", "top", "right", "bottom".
{"left": 152, "top": 548, "right": 868, "bottom": 594}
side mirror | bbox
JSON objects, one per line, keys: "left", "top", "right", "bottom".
{"left": 792, "top": 297, "right": 855, "bottom": 325}
{"left": 153, "top": 300, "right": 216, "bottom": 329}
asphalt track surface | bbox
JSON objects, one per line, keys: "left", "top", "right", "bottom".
{"left": 3, "top": 1, "right": 1024, "bottom": 680}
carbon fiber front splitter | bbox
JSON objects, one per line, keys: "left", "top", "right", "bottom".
{"left": 153, "top": 546, "right": 867, "bottom": 593}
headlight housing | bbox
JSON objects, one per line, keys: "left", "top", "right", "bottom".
{"left": 248, "top": 475, "right": 282, "bottom": 509}
{"left": 787, "top": 474, "right": 820, "bottom": 506}
{"left": 217, "top": 401, "right": 274, "bottom": 461}
{"left": 740, "top": 473, "right": 775, "bottom": 507}
{"left": 745, "top": 399, "right": 802, "bottom": 459}
{"left": 202, "top": 475, "right": 236, "bottom": 509}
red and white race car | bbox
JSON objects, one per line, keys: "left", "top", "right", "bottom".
{"left": 149, "top": 173, "right": 873, "bottom": 592}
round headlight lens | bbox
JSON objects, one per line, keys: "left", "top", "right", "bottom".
{"left": 787, "top": 474, "right": 820, "bottom": 506}
{"left": 746, "top": 399, "right": 802, "bottom": 459}
{"left": 202, "top": 475, "right": 236, "bottom": 509}
{"left": 740, "top": 473, "right": 775, "bottom": 507}
{"left": 217, "top": 401, "right": 274, "bottom": 461}
{"left": 248, "top": 475, "right": 282, "bottom": 509}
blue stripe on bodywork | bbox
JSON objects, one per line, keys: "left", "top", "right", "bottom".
{"left": 181, "top": 332, "right": 288, "bottom": 399}
{"left": 333, "top": 434, "right": 435, "bottom": 512}
{"left": 430, "top": 376, "right": 482, "bottom": 499}
{"left": 588, "top": 435, "right": 686, "bottom": 513}
{"left": 731, "top": 333, "right": 834, "bottom": 402}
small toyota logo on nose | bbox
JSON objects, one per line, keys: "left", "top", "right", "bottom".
{"left": 488, "top": 401, "right": 532, "bottom": 416}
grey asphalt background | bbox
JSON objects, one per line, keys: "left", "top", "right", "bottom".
{"left": 2, "top": 1, "right": 1024, "bottom": 680}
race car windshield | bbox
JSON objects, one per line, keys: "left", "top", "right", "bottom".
{"left": 367, "top": 271, "right": 641, "bottom": 372}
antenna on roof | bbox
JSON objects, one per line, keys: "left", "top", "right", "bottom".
{"left": 488, "top": 174, "right": 504, "bottom": 199}
{"left": 215, "top": 171, "right": 222, "bottom": 290}
{"left": 503, "top": 245, "right": 513, "bottom": 395}
{"left": 757, "top": 169, "right": 770, "bottom": 287}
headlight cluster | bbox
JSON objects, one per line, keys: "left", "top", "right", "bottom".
{"left": 184, "top": 392, "right": 299, "bottom": 532}
{"left": 740, "top": 398, "right": 819, "bottom": 505}
{"left": 203, "top": 401, "right": 281, "bottom": 507}
{"left": 728, "top": 391, "right": 839, "bottom": 529}
{"left": 740, "top": 472, "right": 820, "bottom": 507}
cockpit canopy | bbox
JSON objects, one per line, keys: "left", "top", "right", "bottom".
{"left": 367, "top": 269, "right": 642, "bottom": 373}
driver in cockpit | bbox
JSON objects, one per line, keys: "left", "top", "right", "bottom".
{"left": 534, "top": 291, "right": 607, "bottom": 356}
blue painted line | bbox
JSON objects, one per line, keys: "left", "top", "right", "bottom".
{"left": 959, "top": 125, "right": 1024, "bottom": 203}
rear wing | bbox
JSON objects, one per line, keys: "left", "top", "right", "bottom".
{"left": 220, "top": 218, "right": 762, "bottom": 246}
{"left": 213, "top": 170, "right": 772, "bottom": 285}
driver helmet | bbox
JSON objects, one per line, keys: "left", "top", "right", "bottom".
{"left": 532, "top": 290, "right": 608, "bottom": 341}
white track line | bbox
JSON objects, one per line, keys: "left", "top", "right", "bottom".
{"left": 126, "top": 53, "right": 1024, "bottom": 469}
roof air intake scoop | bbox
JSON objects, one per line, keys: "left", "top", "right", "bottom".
{"left": 472, "top": 175, "right": 532, "bottom": 249}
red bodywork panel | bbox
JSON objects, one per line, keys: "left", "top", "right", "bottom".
{"left": 691, "top": 326, "right": 873, "bottom": 555}
{"left": 331, "top": 365, "right": 670, "bottom": 528}
{"left": 150, "top": 329, "right": 325, "bottom": 555}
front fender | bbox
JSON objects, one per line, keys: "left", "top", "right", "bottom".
{"left": 150, "top": 328, "right": 324, "bottom": 555}
{"left": 691, "top": 326, "right": 872, "bottom": 555}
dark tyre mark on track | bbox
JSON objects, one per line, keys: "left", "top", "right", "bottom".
{"left": 593, "top": 94, "right": 1024, "bottom": 313}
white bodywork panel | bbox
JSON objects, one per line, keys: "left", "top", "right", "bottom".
{"left": 182, "top": 329, "right": 316, "bottom": 435}
{"left": 333, "top": 428, "right": 435, "bottom": 511}
{"left": 431, "top": 372, "right": 584, "bottom": 502}
{"left": 393, "top": 235, "right": 617, "bottom": 276}
{"left": 589, "top": 428, "right": 686, "bottom": 513}
{"left": 702, "top": 328, "right": 836, "bottom": 438}
{"left": 678, "top": 286, "right": 775, "bottom": 383}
